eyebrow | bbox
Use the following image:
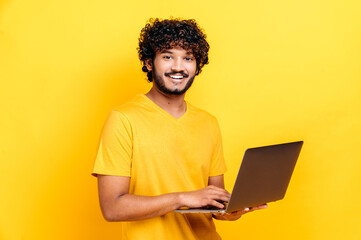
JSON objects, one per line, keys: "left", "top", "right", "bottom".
{"left": 160, "top": 50, "right": 193, "bottom": 55}
{"left": 160, "top": 50, "right": 173, "bottom": 54}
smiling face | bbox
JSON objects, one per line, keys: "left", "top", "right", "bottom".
{"left": 146, "top": 47, "right": 198, "bottom": 96}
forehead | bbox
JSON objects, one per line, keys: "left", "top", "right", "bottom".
{"left": 158, "top": 46, "right": 194, "bottom": 55}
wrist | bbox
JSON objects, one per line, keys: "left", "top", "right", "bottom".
{"left": 175, "top": 192, "right": 186, "bottom": 209}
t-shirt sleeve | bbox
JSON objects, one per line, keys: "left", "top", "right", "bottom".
{"left": 92, "top": 110, "right": 132, "bottom": 177}
{"left": 209, "top": 120, "right": 227, "bottom": 176}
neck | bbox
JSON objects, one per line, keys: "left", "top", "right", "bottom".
{"left": 145, "top": 86, "right": 187, "bottom": 119}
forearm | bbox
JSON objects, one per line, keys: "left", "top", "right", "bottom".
{"left": 98, "top": 175, "right": 229, "bottom": 222}
{"left": 101, "top": 192, "right": 182, "bottom": 221}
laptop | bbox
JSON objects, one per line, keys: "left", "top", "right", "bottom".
{"left": 175, "top": 141, "right": 303, "bottom": 213}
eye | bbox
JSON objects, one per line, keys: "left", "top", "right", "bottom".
{"left": 185, "top": 57, "right": 193, "bottom": 61}
{"left": 163, "top": 55, "right": 172, "bottom": 60}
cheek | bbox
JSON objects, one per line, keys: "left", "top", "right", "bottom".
{"left": 155, "top": 62, "right": 170, "bottom": 73}
{"left": 188, "top": 64, "right": 197, "bottom": 75}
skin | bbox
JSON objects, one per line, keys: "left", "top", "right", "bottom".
{"left": 144, "top": 47, "right": 197, "bottom": 118}
{"left": 98, "top": 175, "right": 230, "bottom": 221}
{"left": 97, "top": 46, "right": 267, "bottom": 222}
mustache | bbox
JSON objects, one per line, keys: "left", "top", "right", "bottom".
{"left": 164, "top": 72, "right": 189, "bottom": 78}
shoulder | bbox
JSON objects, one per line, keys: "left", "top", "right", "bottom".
{"left": 111, "top": 94, "right": 154, "bottom": 120}
{"left": 113, "top": 95, "right": 147, "bottom": 114}
{"left": 102, "top": 95, "right": 147, "bottom": 128}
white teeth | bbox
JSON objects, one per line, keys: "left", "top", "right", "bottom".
{"left": 170, "top": 75, "right": 183, "bottom": 79}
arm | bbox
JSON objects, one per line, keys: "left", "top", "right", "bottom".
{"left": 97, "top": 175, "right": 230, "bottom": 221}
{"left": 208, "top": 174, "right": 225, "bottom": 188}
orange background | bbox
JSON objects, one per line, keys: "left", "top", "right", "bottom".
{"left": 1, "top": 0, "right": 360, "bottom": 239}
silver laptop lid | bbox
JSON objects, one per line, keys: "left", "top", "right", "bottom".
{"left": 226, "top": 141, "right": 303, "bottom": 212}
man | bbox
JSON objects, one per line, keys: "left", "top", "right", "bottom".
{"left": 93, "top": 18, "right": 267, "bottom": 239}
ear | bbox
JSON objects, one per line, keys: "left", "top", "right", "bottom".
{"left": 145, "top": 59, "right": 152, "bottom": 71}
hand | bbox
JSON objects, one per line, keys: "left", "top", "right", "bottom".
{"left": 179, "top": 185, "right": 230, "bottom": 209}
{"left": 212, "top": 204, "right": 268, "bottom": 221}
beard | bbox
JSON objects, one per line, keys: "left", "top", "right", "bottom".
{"left": 152, "top": 68, "right": 195, "bottom": 96}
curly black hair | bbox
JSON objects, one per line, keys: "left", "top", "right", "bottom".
{"left": 138, "top": 18, "right": 210, "bottom": 82}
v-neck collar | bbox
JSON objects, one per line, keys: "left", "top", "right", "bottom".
{"left": 140, "top": 94, "right": 190, "bottom": 122}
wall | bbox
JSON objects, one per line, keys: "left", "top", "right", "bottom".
{"left": 0, "top": 0, "right": 360, "bottom": 239}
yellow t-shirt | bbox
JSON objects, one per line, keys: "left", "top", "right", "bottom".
{"left": 93, "top": 94, "right": 227, "bottom": 240}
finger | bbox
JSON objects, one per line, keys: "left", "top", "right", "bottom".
{"left": 208, "top": 189, "right": 231, "bottom": 199}
{"left": 225, "top": 210, "right": 246, "bottom": 216}
{"left": 225, "top": 205, "right": 266, "bottom": 216}
{"left": 219, "top": 210, "right": 247, "bottom": 219}
{"left": 212, "top": 212, "right": 224, "bottom": 216}
{"left": 209, "top": 199, "right": 226, "bottom": 209}
{"left": 209, "top": 193, "right": 230, "bottom": 203}
{"left": 204, "top": 190, "right": 230, "bottom": 201}
{"left": 250, "top": 204, "right": 268, "bottom": 211}
{"left": 231, "top": 208, "right": 249, "bottom": 215}
{"left": 207, "top": 186, "right": 231, "bottom": 195}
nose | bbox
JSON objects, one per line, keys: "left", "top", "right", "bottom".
{"left": 171, "top": 57, "right": 186, "bottom": 72}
